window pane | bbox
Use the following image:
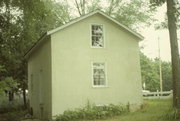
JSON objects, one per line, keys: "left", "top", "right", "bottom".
{"left": 93, "top": 62, "right": 106, "bottom": 86}
{"left": 91, "top": 25, "right": 104, "bottom": 47}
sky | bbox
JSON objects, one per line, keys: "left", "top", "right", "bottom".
{"left": 140, "top": 4, "right": 180, "bottom": 61}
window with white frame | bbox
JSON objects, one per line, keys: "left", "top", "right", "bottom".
{"left": 93, "top": 62, "right": 106, "bottom": 86}
{"left": 91, "top": 25, "right": 104, "bottom": 47}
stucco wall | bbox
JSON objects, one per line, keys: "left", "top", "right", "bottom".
{"left": 51, "top": 13, "right": 142, "bottom": 116}
{"left": 28, "top": 36, "right": 52, "bottom": 119}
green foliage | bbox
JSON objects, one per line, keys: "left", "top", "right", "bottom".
{"left": 150, "top": 0, "right": 166, "bottom": 6}
{"left": 150, "top": 0, "right": 180, "bottom": 29}
{"left": 72, "top": 0, "right": 156, "bottom": 30}
{"left": 0, "top": 65, "right": 6, "bottom": 73}
{"left": 0, "top": 77, "right": 19, "bottom": 95}
{"left": 0, "top": 101, "right": 25, "bottom": 113}
{"left": 86, "top": 0, "right": 102, "bottom": 13}
{"left": 0, "top": 110, "right": 27, "bottom": 121}
{"left": 0, "top": 0, "right": 156, "bottom": 88}
{"left": 140, "top": 53, "right": 160, "bottom": 91}
{"left": 1, "top": 99, "right": 177, "bottom": 121}
{"left": 161, "top": 61, "right": 172, "bottom": 91}
{"left": 140, "top": 52, "right": 172, "bottom": 91}
{"left": 0, "top": 0, "right": 70, "bottom": 102}
{"left": 108, "top": 0, "right": 156, "bottom": 30}
{"left": 54, "top": 103, "right": 128, "bottom": 121}
{"left": 165, "top": 108, "right": 180, "bottom": 120}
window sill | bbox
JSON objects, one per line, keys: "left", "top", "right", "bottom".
{"left": 92, "top": 85, "right": 108, "bottom": 88}
{"left": 91, "top": 46, "right": 105, "bottom": 49}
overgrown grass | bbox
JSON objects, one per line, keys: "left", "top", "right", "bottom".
{"left": 0, "top": 98, "right": 25, "bottom": 114}
{"left": 0, "top": 110, "right": 27, "bottom": 121}
{"left": 82, "top": 99, "right": 180, "bottom": 121}
{"left": 1, "top": 99, "right": 180, "bottom": 121}
{"left": 0, "top": 101, "right": 27, "bottom": 121}
{"left": 165, "top": 107, "right": 180, "bottom": 120}
{"left": 54, "top": 102, "right": 128, "bottom": 121}
{"left": 0, "top": 103, "right": 25, "bottom": 114}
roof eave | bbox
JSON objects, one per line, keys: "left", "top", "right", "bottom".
{"left": 47, "top": 10, "right": 99, "bottom": 35}
{"left": 97, "top": 11, "right": 144, "bottom": 40}
{"left": 47, "top": 10, "right": 144, "bottom": 40}
{"left": 25, "top": 10, "right": 144, "bottom": 58}
{"left": 24, "top": 33, "right": 48, "bottom": 58}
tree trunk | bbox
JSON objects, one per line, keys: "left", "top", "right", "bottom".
{"left": 82, "top": 0, "right": 85, "bottom": 15}
{"left": 23, "top": 86, "right": 27, "bottom": 108}
{"left": 166, "top": 0, "right": 180, "bottom": 108}
{"left": 108, "top": 0, "right": 115, "bottom": 15}
{"left": 8, "top": 91, "right": 14, "bottom": 101}
{"left": 75, "top": 0, "right": 82, "bottom": 15}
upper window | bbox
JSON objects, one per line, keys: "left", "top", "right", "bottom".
{"left": 93, "top": 62, "right": 106, "bottom": 87}
{"left": 91, "top": 25, "right": 104, "bottom": 48}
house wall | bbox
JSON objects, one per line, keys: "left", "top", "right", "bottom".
{"left": 28, "top": 36, "right": 52, "bottom": 119}
{"left": 51, "top": 13, "right": 142, "bottom": 116}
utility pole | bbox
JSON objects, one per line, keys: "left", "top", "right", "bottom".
{"left": 158, "top": 36, "right": 163, "bottom": 93}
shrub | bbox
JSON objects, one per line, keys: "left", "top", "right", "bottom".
{"left": 164, "top": 107, "right": 180, "bottom": 120}
{"left": 0, "top": 101, "right": 25, "bottom": 113}
{"left": 54, "top": 103, "right": 128, "bottom": 121}
{"left": 0, "top": 110, "right": 27, "bottom": 121}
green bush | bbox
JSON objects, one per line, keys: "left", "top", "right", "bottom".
{"left": 0, "top": 101, "right": 25, "bottom": 113}
{"left": 0, "top": 110, "right": 27, "bottom": 121}
{"left": 164, "top": 107, "right": 180, "bottom": 120}
{"left": 54, "top": 103, "right": 128, "bottom": 121}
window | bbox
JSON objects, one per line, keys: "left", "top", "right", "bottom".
{"left": 91, "top": 25, "right": 104, "bottom": 47}
{"left": 93, "top": 62, "right": 106, "bottom": 86}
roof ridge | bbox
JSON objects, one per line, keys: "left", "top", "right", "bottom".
{"left": 47, "top": 10, "right": 143, "bottom": 40}
{"left": 25, "top": 10, "right": 144, "bottom": 58}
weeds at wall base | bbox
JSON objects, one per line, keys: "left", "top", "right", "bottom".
{"left": 164, "top": 107, "right": 180, "bottom": 120}
{"left": 54, "top": 103, "right": 129, "bottom": 121}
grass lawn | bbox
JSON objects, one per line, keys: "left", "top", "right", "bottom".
{"left": 80, "top": 99, "right": 180, "bottom": 121}
{"left": 1, "top": 99, "right": 179, "bottom": 121}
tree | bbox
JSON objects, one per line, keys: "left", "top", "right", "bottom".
{"left": 166, "top": 0, "right": 180, "bottom": 108}
{"left": 140, "top": 52, "right": 160, "bottom": 91}
{"left": 0, "top": 0, "right": 160, "bottom": 108}
{"left": 150, "top": 0, "right": 180, "bottom": 108}
{"left": 0, "top": 0, "right": 27, "bottom": 104}
{"left": 154, "top": 58, "right": 173, "bottom": 91}
{"left": 161, "top": 61, "right": 172, "bottom": 91}
{"left": 140, "top": 52, "right": 172, "bottom": 91}
{"left": 0, "top": 77, "right": 19, "bottom": 101}
{"left": 0, "top": 0, "right": 71, "bottom": 107}
{"left": 74, "top": 0, "right": 86, "bottom": 15}
{"left": 72, "top": 0, "right": 155, "bottom": 30}
{"left": 105, "top": 0, "right": 156, "bottom": 30}
{"left": 73, "top": 0, "right": 102, "bottom": 16}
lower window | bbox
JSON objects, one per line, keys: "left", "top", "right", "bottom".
{"left": 93, "top": 62, "right": 106, "bottom": 86}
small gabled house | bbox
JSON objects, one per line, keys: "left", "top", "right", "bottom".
{"left": 25, "top": 10, "right": 143, "bottom": 120}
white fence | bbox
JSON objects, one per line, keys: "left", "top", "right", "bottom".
{"left": 143, "top": 90, "right": 173, "bottom": 99}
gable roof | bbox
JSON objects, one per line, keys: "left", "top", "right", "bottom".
{"left": 25, "top": 10, "right": 144, "bottom": 58}
{"left": 47, "top": 10, "right": 144, "bottom": 39}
